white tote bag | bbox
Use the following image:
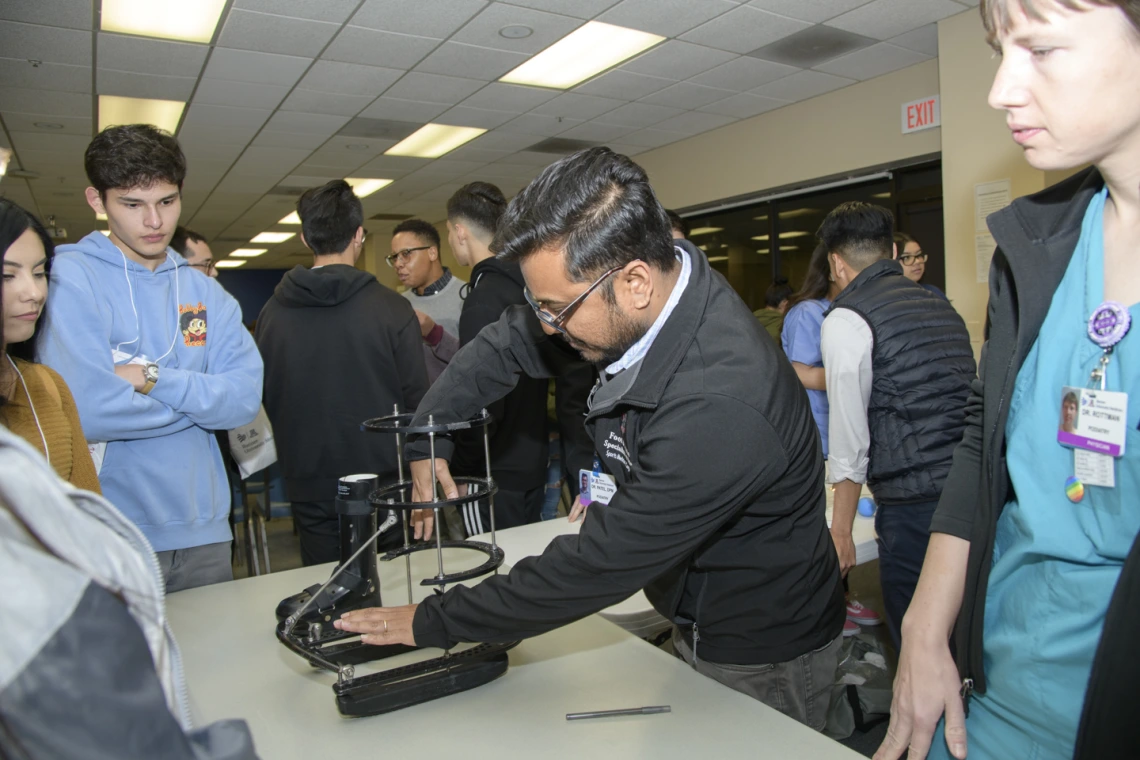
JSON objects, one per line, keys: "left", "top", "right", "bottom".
{"left": 227, "top": 405, "right": 278, "bottom": 480}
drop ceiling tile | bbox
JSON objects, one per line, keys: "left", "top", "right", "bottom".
{"left": 681, "top": 6, "right": 812, "bottom": 53}
{"left": 97, "top": 33, "right": 208, "bottom": 78}
{"left": 217, "top": 9, "right": 340, "bottom": 58}
{"left": 0, "top": 58, "right": 90, "bottom": 94}
{"left": 382, "top": 72, "right": 487, "bottom": 105}
{"left": 813, "top": 42, "right": 929, "bottom": 80}
{"left": 826, "top": 0, "right": 966, "bottom": 41}
{"left": 497, "top": 113, "right": 584, "bottom": 136}
{"left": 593, "top": 101, "right": 683, "bottom": 128}
{"left": 653, "top": 110, "right": 737, "bottom": 134}
{"left": 9, "top": 131, "right": 92, "bottom": 154}
{"left": 0, "top": 0, "right": 94, "bottom": 29}
{"left": 11, "top": 148, "right": 85, "bottom": 174}
{"left": 359, "top": 97, "right": 449, "bottom": 123}
{"left": 280, "top": 89, "right": 373, "bottom": 117}
{"left": 233, "top": 0, "right": 361, "bottom": 22}
{"left": 436, "top": 105, "right": 517, "bottom": 129}
{"left": 0, "top": 21, "right": 90, "bottom": 66}
{"left": 179, "top": 105, "right": 273, "bottom": 144}
{"left": 414, "top": 42, "right": 530, "bottom": 81}
{"left": 495, "top": 0, "right": 620, "bottom": 16}
{"left": 96, "top": 70, "right": 197, "bottom": 101}
{"left": 573, "top": 69, "right": 674, "bottom": 100}
{"left": 557, "top": 121, "right": 637, "bottom": 143}
{"left": 531, "top": 92, "right": 625, "bottom": 120}
{"left": 349, "top": 0, "right": 486, "bottom": 38}
{"left": 599, "top": 0, "right": 737, "bottom": 37}
{"left": 325, "top": 134, "right": 401, "bottom": 152}
{"left": 744, "top": 0, "right": 872, "bottom": 23}
{"left": 193, "top": 78, "right": 290, "bottom": 109}
{"left": 620, "top": 40, "right": 736, "bottom": 81}
{"left": 233, "top": 146, "right": 314, "bottom": 172}
{"left": 639, "top": 81, "right": 737, "bottom": 109}
{"left": 699, "top": 91, "right": 787, "bottom": 118}
{"left": 619, "top": 128, "right": 689, "bottom": 149}
{"left": 407, "top": 158, "right": 490, "bottom": 178}
{"left": 178, "top": 141, "right": 247, "bottom": 164}
{"left": 452, "top": 4, "right": 583, "bottom": 54}
{"left": 297, "top": 61, "right": 404, "bottom": 98}
{"left": 498, "top": 150, "right": 561, "bottom": 167}
{"left": 324, "top": 27, "right": 441, "bottom": 69}
{"left": 1, "top": 113, "right": 91, "bottom": 136}
{"left": 251, "top": 130, "right": 330, "bottom": 150}
{"left": 689, "top": 56, "right": 798, "bottom": 91}
{"left": 216, "top": 174, "right": 280, "bottom": 194}
{"left": 282, "top": 173, "right": 341, "bottom": 186}
{"left": 749, "top": 69, "right": 854, "bottom": 100}
{"left": 462, "top": 130, "right": 543, "bottom": 151}
{"left": 746, "top": 24, "right": 875, "bottom": 67}
{"left": 0, "top": 87, "right": 91, "bottom": 118}
{"left": 888, "top": 23, "right": 939, "bottom": 56}
{"left": 439, "top": 145, "right": 514, "bottom": 163}
{"left": 459, "top": 83, "right": 558, "bottom": 112}
{"left": 202, "top": 48, "right": 311, "bottom": 87}
{"left": 264, "top": 111, "right": 352, "bottom": 136}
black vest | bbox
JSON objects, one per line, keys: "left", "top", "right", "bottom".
{"left": 829, "top": 260, "right": 976, "bottom": 505}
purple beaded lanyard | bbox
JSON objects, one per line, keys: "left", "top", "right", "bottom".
{"left": 1087, "top": 301, "right": 1131, "bottom": 389}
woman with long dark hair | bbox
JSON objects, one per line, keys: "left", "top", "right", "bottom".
{"left": 1, "top": 198, "right": 99, "bottom": 490}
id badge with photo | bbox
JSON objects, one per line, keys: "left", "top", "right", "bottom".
{"left": 579, "top": 468, "right": 617, "bottom": 506}
{"left": 1057, "top": 386, "right": 1128, "bottom": 457}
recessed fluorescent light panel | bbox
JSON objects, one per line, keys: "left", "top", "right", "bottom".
{"left": 779, "top": 231, "right": 811, "bottom": 238}
{"left": 99, "top": 95, "right": 185, "bottom": 133}
{"left": 251, "top": 232, "right": 295, "bottom": 244}
{"left": 385, "top": 126, "right": 486, "bottom": 159}
{"left": 688, "top": 227, "right": 723, "bottom": 236}
{"left": 500, "top": 21, "right": 665, "bottom": 89}
{"left": 215, "top": 260, "right": 246, "bottom": 268}
{"left": 345, "top": 178, "right": 394, "bottom": 198}
{"left": 230, "top": 248, "right": 267, "bottom": 258}
{"left": 278, "top": 212, "right": 301, "bottom": 225}
{"left": 707, "top": 256, "right": 729, "bottom": 263}
{"left": 101, "top": 0, "right": 227, "bottom": 43}
{"left": 751, "top": 235, "right": 769, "bottom": 241}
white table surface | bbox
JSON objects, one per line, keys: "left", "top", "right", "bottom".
{"left": 167, "top": 548, "right": 862, "bottom": 760}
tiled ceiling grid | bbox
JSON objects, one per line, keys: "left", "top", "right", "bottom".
{"left": 0, "top": 0, "right": 978, "bottom": 269}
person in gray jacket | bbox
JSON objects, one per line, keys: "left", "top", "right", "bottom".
{"left": 0, "top": 427, "right": 259, "bottom": 759}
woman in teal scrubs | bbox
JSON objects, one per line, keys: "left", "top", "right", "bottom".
{"left": 876, "top": 2, "right": 1140, "bottom": 759}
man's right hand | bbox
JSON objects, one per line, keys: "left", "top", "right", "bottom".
{"left": 567, "top": 496, "right": 588, "bottom": 523}
{"left": 409, "top": 458, "right": 458, "bottom": 540}
{"left": 831, "top": 529, "right": 857, "bottom": 577}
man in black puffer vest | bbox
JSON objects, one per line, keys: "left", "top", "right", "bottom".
{"left": 819, "top": 202, "right": 975, "bottom": 647}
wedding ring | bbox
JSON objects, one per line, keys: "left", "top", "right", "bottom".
{"left": 383, "top": 619, "right": 388, "bottom": 633}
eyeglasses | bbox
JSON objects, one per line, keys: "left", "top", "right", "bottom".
{"left": 189, "top": 261, "right": 216, "bottom": 274}
{"left": 385, "top": 246, "right": 431, "bottom": 268}
{"left": 899, "top": 251, "right": 928, "bottom": 266}
{"left": 523, "top": 264, "right": 626, "bottom": 334}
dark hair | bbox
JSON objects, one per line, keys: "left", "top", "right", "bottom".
{"left": 817, "top": 201, "right": 894, "bottom": 272}
{"left": 981, "top": 0, "right": 1140, "bottom": 47}
{"left": 1063, "top": 390, "right": 1079, "bottom": 406}
{"left": 784, "top": 241, "right": 832, "bottom": 313}
{"left": 0, "top": 198, "right": 54, "bottom": 365}
{"left": 296, "top": 180, "right": 363, "bottom": 256}
{"left": 84, "top": 124, "right": 187, "bottom": 197}
{"left": 893, "top": 231, "right": 916, "bottom": 249}
{"left": 764, "top": 277, "right": 793, "bottom": 309}
{"left": 179, "top": 309, "right": 206, "bottom": 334}
{"left": 170, "top": 226, "right": 206, "bottom": 257}
{"left": 392, "top": 218, "right": 440, "bottom": 250}
{"left": 493, "top": 147, "right": 676, "bottom": 302}
{"left": 665, "top": 209, "right": 689, "bottom": 238}
{"left": 447, "top": 182, "right": 507, "bottom": 238}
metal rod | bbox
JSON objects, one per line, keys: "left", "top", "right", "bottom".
{"left": 395, "top": 404, "right": 412, "bottom": 603}
{"left": 566, "top": 706, "right": 671, "bottom": 721}
{"left": 429, "top": 416, "right": 446, "bottom": 593}
{"left": 482, "top": 409, "right": 497, "bottom": 571}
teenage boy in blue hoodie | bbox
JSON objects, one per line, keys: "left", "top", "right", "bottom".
{"left": 39, "top": 124, "right": 263, "bottom": 593}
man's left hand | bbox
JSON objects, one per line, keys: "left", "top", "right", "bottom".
{"left": 114, "top": 363, "right": 146, "bottom": 392}
{"left": 831, "top": 530, "right": 857, "bottom": 577}
{"left": 334, "top": 604, "right": 419, "bottom": 647}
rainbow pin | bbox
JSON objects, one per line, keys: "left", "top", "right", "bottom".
{"left": 1065, "top": 476, "right": 1085, "bottom": 503}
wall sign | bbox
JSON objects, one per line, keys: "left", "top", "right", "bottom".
{"left": 902, "top": 95, "right": 941, "bottom": 133}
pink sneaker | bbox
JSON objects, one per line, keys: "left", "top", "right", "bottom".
{"left": 843, "top": 619, "right": 860, "bottom": 637}
{"left": 846, "top": 599, "right": 882, "bottom": 626}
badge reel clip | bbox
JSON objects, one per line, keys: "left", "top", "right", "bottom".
{"left": 275, "top": 407, "right": 519, "bottom": 717}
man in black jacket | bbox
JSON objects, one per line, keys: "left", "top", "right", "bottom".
{"left": 819, "top": 202, "right": 975, "bottom": 647}
{"left": 255, "top": 180, "right": 428, "bottom": 565}
{"left": 445, "top": 182, "right": 548, "bottom": 533}
{"left": 336, "top": 148, "right": 845, "bottom": 731}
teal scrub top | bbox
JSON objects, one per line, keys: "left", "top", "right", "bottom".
{"left": 950, "top": 187, "right": 1140, "bottom": 759}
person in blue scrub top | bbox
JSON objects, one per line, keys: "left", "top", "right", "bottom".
{"left": 781, "top": 241, "right": 840, "bottom": 456}
{"left": 877, "top": 3, "right": 1140, "bottom": 760}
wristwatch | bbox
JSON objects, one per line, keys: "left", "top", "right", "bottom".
{"left": 141, "top": 362, "right": 159, "bottom": 395}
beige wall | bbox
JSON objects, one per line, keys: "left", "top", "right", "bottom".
{"left": 635, "top": 59, "right": 943, "bottom": 210}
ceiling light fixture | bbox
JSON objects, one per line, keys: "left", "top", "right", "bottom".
{"left": 751, "top": 235, "right": 769, "bottom": 241}
{"left": 98, "top": 94, "right": 184, "bottom": 133}
{"left": 100, "top": 0, "right": 227, "bottom": 43}
{"left": 778, "top": 208, "right": 817, "bottom": 219}
{"left": 345, "top": 177, "right": 394, "bottom": 198}
{"left": 707, "top": 256, "right": 729, "bottom": 263}
{"left": 215, "top": 260, "right": 246, "bottom": 268}
{"left": 230, "top": 248, "right": 268, "bottom": 257}
{"left": 778, "top": 231, "right": 811, "bottom": 239}
{"left": 384, "top": 125, "right": 486, "bottom": 159}
{"left": 499, "top": 25, "right": 533, "bottom": 39}
{"left": 688, "top": 227, "right": 723, "bottom": 236}
{"left": 779, "top": 245, "right": 798, "bottom": 251}
{"left": 250, "top": 232, "right": 295, "bottom": 244}
{"left": 279, "top": 212, "right": 301, "bottom": 225}
{"left": 500, "top": 21, "right": 664, "bottom": 89}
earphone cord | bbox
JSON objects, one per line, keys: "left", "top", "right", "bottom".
{"left": 112, "top": 245, "right": 181, "bottom": 363}
{"left": 7, "top": 355, "right": 49, "bottom": 465}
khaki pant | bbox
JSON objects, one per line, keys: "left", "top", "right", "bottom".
{"left": 672, "top": 627, "right": 841, "bottom": 732}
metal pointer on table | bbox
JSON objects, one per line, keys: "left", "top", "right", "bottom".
{"left": 566, "top": 705, "right": 672, "bottom": 721}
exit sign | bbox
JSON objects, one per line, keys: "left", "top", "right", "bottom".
{"left": 902, "top": 95, "right": 940, "bottom": 133}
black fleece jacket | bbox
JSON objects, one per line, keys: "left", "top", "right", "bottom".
{"left": 930, "top": 168, "right": 1139, "bottom": 759}
{"left": 408, "top": 241, "right": 844, "bottom": 665}
{"left": 255, "top": 264, "right": 428, "bottom": 502}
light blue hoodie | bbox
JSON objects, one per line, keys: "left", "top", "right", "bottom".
{"left": 40, "top": 231, "right": 263, "bottom": 552}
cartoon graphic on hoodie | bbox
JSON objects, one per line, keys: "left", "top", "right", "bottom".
{"left": 39, "top": 232, "right": 263, "bottom": 553}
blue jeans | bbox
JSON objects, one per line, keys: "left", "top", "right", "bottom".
{"left": 874, "top": 500, "right": 939, "bottom": 648}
